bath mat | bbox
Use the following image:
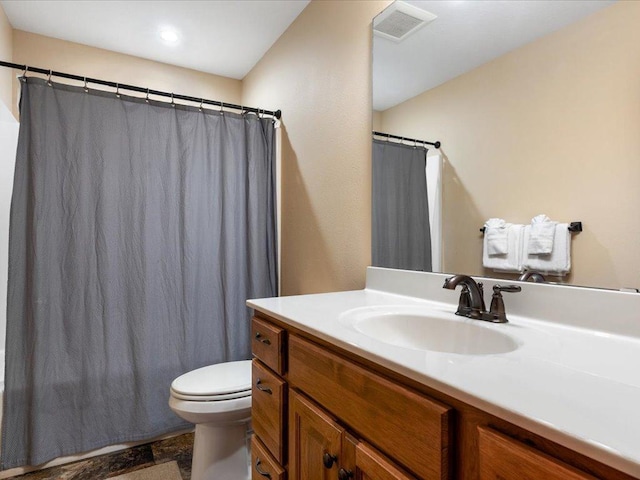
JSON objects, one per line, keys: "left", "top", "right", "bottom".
{"left": 107, "top": 461, "right": 182, "bottom": 480}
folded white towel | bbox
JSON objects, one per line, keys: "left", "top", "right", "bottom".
{"left": 484, "top": 218, "right": 508, "bottom": 255}
{"left": 523, "top": 223, "right": 571, "bottom": 275}
{"left": 483, "top": 224, "right": 524, "bottom": 272}
{"left": 527, "top": 214, "right": 557, "bottom": 254}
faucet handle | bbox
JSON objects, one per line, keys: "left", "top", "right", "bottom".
{"left": 488, "top": 284, "right": 521, "bottom": 323}
{"left": 493, "top": 285, "right": 522, "bottom": 294}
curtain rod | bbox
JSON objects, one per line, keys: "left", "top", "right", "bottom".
{"left": 373, "top": 130, "right": 441, "bottom": 149}
{"left": 0, "top": 60, "right": 282, "bottom": 119}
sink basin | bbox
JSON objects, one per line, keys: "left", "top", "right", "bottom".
{"left": 341, "top": 307, "right": 519, "bottom": 355}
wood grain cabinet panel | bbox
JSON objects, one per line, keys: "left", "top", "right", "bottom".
{"left": 252, "top": 316, "right": 286, "bottom": 375}
{"left": 252, "top": 435, "right": 286, "bottom": 480}
{"left": 289, "top": 390, "right": 344, "bottom": 480}
{"left": 253, "top": 359, "right": 287, "bottom": 464}
{"left": 288, "top": 334, "right": 452, "bottom": 479}
{"left": 355, "top": 442, "right": 417, "bottom": 480}
{"left": 478, "top": 426, "right": 597, "bottom": 480}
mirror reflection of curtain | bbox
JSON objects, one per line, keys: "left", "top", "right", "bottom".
{"left": 1, "top": 77, "right": 277, "bottom": 469}
{"left": 372, "top": 140, "right": 432, "bottom": 271}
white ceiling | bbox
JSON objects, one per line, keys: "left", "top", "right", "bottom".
{"left": 0, "top": 0, "right": 310, "bottom": 80}
{"left": 1, "top": 0, "right": 617, "bottom": 106}
{"left": 374, "top": 0, "right": 617, "bottom": 111}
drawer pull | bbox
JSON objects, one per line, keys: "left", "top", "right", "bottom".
{"left": 338, "top": 468, "right": 354, "bottom": 480}
{"left": 255, "top": 332, "right": 272, "bottom": 345}
{"left": 323, "top": 452, "right": 338, "bottom": 469}
{"left": 256, "top": 379, "right": 273, "bottom": 394}
{"left": 255, "top": 458, "right": 272, "bottom": 478}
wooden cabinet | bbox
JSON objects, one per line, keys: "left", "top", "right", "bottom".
{"left": 252, "top": 316, "right": 286, "bottom": 375}
{"left": 252, "top": 359, "right": 287, "bottom": 464}
{"left": 289, "top": 390, "right": 343, "bottom": 480}
{"left": 354, "top": 442, "right": 416, "bottom": 480}
{"left": 251, "top": 312, "right": 637, "bottom": 480}
{"left": 251, "top": 315, "right": 288, "bottom": 475}
{"left": 288, "top": 334, "right": 452, "bottom": 478}
{"left": 252, "top": 435, "right": 286, "bottom": 480}
{"left": 289, "top": 389, "right": 416, "bottom": 480}
{"left": 478, "top": 427, "right": 596, "bottom": 480}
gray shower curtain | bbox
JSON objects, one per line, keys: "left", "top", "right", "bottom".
{"left": 372, "top": 139, "right": 432, "bottom": 271}
{"left": 1, "top": 77, "right": 277, "bottom": 468}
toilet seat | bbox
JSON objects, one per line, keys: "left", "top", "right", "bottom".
{"left": 170, "top": 360, "right": 252, "bottom": 402}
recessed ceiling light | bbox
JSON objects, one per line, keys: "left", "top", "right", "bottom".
{"left": 159, "top": 27, "right": 180, "bottom": 45}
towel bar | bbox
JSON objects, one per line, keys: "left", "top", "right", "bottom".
{"left": 480, "top": 221, "right": 582, "bottom": 234}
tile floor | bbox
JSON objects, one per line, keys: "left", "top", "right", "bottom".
{"left": 4, "top": 433, "right": 194, "bottom": 480}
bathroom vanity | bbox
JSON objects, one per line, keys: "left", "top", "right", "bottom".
{"left": 248, "top": 268, "right": 640, "bottom": 479}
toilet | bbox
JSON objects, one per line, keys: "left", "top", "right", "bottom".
{"left": 169, "top": 360, "right": 252, "bottom": 480}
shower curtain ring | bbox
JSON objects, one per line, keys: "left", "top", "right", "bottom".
{"left": 83, "top": 77, "right": 89, "bottom": 93}
{"left": 116, "top": 83, "right": 121, "bottom": 98}
{"left": 199, "top": 98, "right": 204, "bottom": 112}
{"left": 145, "top": 88, "right": 150, "bottom": 103}
{"left": 220, "top": 102, "right": 225, "bottom": 115}
{"left": 170, "top": 93, "right": 175, "bottom": 107}
{"left": 21, "top": 65, "right": 28, "bottom": 82}
{"left": 47, "top": 70, "right": 52, "bottom": 86}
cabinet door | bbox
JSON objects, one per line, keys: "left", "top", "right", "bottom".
{"left": 354, "top": 442, "right": 416, "bottom": 480}
{"left": 478, "top": 426, "right": 597, "bottom": 480}
{"left": 252, "top": 435, "right": 286, "bottom": 480}
{"left": 289, "top": 390, "right": 343, "bottom": 480}
{"left": 288, "top": 335, "right": 451, "bottom": 478}
{"left": 253, "top": 359, "right": 287, "bottom": 463}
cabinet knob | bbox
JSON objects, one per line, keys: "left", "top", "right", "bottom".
{"left": 338, "top": 468, "right": 354, "bottom": 480}
{"left": 255, "top": 379, "right": 273, "bottom": 394}
{"left": 255, "top": 332, "right": 271, "bottom": 345}
{"left": 255, "top": 458, "right": 271, "bottom": 478}
{"left": 322, "top": 452, "right": 338, "bottom": 469}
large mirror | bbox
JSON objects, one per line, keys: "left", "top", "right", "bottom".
{"left": 372, "top": 0, "right": 640, "bottom": 290}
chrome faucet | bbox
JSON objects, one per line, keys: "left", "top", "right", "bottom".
{"left": 518, "top": 271, "right": 546, "bottom": 283}
{"left": 443, "top": 275, "right": 521, "bottom": 323}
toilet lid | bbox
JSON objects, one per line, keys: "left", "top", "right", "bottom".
{"left": 171, "top": 360, "right": 252, "bottom": 397}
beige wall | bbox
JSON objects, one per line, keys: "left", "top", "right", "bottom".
{"left": 243, "top": 0, "right": 391, "bottom": 295}
{"left": 379, "top": 2, "right": 640, "bottom": 290}
{"left": 11, "top": 30, "right": 242, "bottom": 119}
{"left": 0, "top": 3, "right": 12, "bottom": 112}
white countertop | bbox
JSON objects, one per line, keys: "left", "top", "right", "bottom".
{"left": 247, "top": 269, "right": 640, "bottom": 478}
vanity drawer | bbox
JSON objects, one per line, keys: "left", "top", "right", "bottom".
{"left": 478, "top": 426, "right": 596, "bottom": 480}
{"left": 252, "top": 316, "right": 286, "bottom": 375}
{"left": 251, "top": 435, "right": 286, "bottom": 480}
{"left": 287, "top": 334, "right": 452, "bottom": 479}
{"left": 252, "top": 359, "right": 287, "bottom": 464}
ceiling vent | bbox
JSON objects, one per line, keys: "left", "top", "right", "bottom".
{"left": 374, "top": 2, "right": 437, "bottom": 43}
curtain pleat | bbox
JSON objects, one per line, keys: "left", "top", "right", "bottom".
{"left": 1, "top": 78, "right": 277, "bottom": 468}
